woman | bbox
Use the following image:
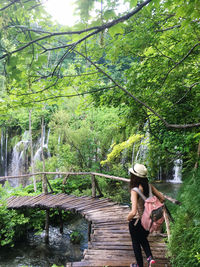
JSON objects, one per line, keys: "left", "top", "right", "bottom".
{"left": 127, "top": 163, "right": 165, "bottom": 267}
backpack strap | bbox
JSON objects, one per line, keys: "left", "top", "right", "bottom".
{"left": 149, "top": 183, "right": 153, "bottom": 197}
{"left": 132, "top": 187, "right": 147, "bottom": 201}
{"left": 132, "top": 183, "right": 153, "bottom": 200}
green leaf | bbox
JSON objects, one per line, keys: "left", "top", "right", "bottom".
{"left": 109, "top": 24, "right": 124, "bottom": 38}
{"left": 130, "top": 0, "right": 137, "bottom": 8}
{"left": 104, "top": 10, "right": 116, "bottom": 20}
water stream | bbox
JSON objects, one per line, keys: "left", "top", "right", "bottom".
{"left": 0, "top": 216, "right": 88, "bottom": 267}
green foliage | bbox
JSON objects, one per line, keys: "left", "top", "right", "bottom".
{"left": 0, "top": 201, "right": 29, "bottom": 247}
{"left": 0, "top": 0, "right": 199, "bottom": 176}
{"left": 47, "top": 100, "right": 124, "bottom": 172}
{"left": 70, "top": 230, "right": 84, "bottom": 244}
{"left": 101, "top": 134, "right": 143, "bottom": 165}
{"left": 169, "top": 169, "right": 200, "bottom": 266}
{"left": 0, "top": 2, "right": 200, "bottom": 261}
{"left": 101, "top": 179, "right": 130, "bottom": 203}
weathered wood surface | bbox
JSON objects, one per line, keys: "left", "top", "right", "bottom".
{"left": 6, "top": 194, "right": 171, "bottom": 267}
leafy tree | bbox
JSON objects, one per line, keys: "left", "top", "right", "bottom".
{"left": 46, "top": 98, "right": 126, "bottom": 172}
{"left": 0, "top": 0, "right": 199, "bottom": 172}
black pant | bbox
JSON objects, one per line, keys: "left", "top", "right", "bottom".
{"left": 129, "top": 219, "right": 153, "bottom": 267}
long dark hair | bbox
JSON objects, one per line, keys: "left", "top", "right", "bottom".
{"left": 129, "top": 173, "right": 149, "bottom": 197}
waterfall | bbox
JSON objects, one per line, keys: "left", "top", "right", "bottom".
{"left": 46, "top": 128, "right": 50, "bottom": 146}
{"left": 157, "top": 166, "right": 162, "bottom": 181}
{"left": 9, "top": 131, "right": 30, "bottom": 187}
{"left": 33, "top": 127, "right": 51, "bottom": 166}
{"left": 171, "top": 158, "right": 183, "bottom": 183}
{"left": 121, "top": 147, "right": 128, "bottom": 165}
{"left": 0, "top": 129, "right": 8, "bottom": 177}
{"left": 135, "top": 126, "right": 149, "bottom": 164}
{"left": 0, "top": 126, "right": 51, "bottom": 187}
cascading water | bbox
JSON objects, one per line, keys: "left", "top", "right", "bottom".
{"left": 6, "top": 126, "right": 51, "bottom": 187}
{"left": 9, "top": 131, "right": 30, "bottom": 187}
{"left": 0, "top": 129, "right": 8, "bottom": 177}
{"left": 171, "top": 158, "right": 183, "bottom": 183}
{"left": 33, "top": 127, "right": 51, "bottom": 166}
{"left": 135, "top": 128, "right": 149, "bottom": 164}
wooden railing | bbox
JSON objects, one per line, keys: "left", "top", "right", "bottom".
{"left": 0, "top": 171, "right": 129, "bottom": 197}
{"left": 0, "top": 171, "right": 181, "bottom": 239}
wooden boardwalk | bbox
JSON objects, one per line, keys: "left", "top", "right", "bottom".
{"left": 6, "top": 193, "right": 171, "bottom": 267}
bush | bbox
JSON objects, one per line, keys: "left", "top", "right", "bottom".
{"left": 169, "top": 168, "right": 200, "bottom": 266}
{"left": 0, "top": 203, "right": 29, "bottom": 247}
{"left": 70, "top": 230, "right": 83, "bottom": 244}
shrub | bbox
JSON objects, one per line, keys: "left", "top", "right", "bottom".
{"left": 70, "top": 230, "right": 83, "bottom": 244}
{"left": 169, "top": 168, "right": 200, "bottom": 266}
{"left": 0, "top": 203, "right": 29, "bottom": 247}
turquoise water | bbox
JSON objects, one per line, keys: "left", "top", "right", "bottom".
{"left": 0, "top": 217, "right": 88, "bottom": 267}
{"left": 153, "top": 182, "right": 181, "bottom": 198}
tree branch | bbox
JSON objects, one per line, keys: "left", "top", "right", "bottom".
{"left": 32, "top": 71, "right": 99, "bottom": 83}
{"left": 0, "top": 0, "right": 37, "bottom": 12}
{"left": 52, "top": 45, "right": 76, "bottom": 77}
{"left": 0, "top": 0, "right": 152, "bottom": 59}
{"left": 11, "top": 86, "right": 117, "bottom": 105}
{"left": 161, "top": 42, "right": 200, "bottom": 86}
{"left": 174, "top": 82, "right": 199, "bottom": 105}
{"left": 75, "top": 50, "right": 200, "bottom": 129}
{"left": 155, "top": 25, "right": 181, "bottom": 32}
{"left": 0, "top": 0, "right": 19, "bottom": 12}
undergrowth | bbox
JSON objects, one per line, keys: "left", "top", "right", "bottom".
{"left": 169, "top": 168, "right": 200, "bottom": 266}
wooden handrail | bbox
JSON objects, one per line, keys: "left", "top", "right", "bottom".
{"left": 0, "top": 171, "right": 180, "bottom": 205}
{"left": 1, "top": 170, "right": 180, "bottom": 240}
{"left": 0, "top": 172, "right": 91, "bottom": 180}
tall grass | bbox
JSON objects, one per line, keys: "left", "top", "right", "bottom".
{"left": 169, "top": 168, "right": 200, "bottom": 266}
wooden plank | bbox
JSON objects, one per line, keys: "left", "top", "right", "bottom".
{"left": 15, "top": 194, "right": 45, "bottom": 207}
{"left": 8, "top": 196, "right": 31, "bottom": 208}
{"left": 66, "top": 260, "right": 171, "bottom": 267}
{"left": 6, "top": 193, "right": 170, "bottom": 267}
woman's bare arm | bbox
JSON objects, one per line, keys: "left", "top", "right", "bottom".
{"left": 127, "top": 190, "right": 138, "bottom": 221}
{"left": 151, "top": 184, "right": 165, "bottom": 202}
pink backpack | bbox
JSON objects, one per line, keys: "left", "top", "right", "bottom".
{"left": 133, "top": 184, "right": 165, "bottom": 233}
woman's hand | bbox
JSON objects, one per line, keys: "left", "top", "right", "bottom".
{"left": 127, "top": 211, "right": 135, "bottom": 221}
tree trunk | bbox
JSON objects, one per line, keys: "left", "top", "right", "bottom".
{"left": 45, "top": 209, "right": 49, "bottom": 244}
{"left": 59, "top": 211, "right": 63, "bottom": 234}
{"left": 41, "top": 116, "right": 48, "bottom": 194}
{"left": 29, "top": 110, "right": 37, "bottom": 192}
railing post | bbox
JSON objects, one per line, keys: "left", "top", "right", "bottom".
{"left": 95, "top": 179, "right": 103, "bottom": 197}
{"left": 45, "top": 209, "right": 50, "bottom": 244}
{"left": 88, "top": 221, "right": 92, "bottom": 242}
{"left": 43, "top": 174, "right": 48, "bottom": 194}
{"left": 59, "top": 210, "right": 63, "bottom": 234}
{"left": 91, "top": 174, "right": 96, "bottom": 198}
{"left": 62, "top": 174, "right": 69, "bottom": 193}
{"left": 163, "top": 207, "right": 170, "bottom": 241}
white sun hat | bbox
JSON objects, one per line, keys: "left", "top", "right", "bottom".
{"left": 129, "top": 163, "right": 147, "bottom": 178}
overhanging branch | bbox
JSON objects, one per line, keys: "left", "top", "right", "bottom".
{"left": 162, "top": 42, "right": 200, "bottom": 87}
{"left": 10, "top": 86, "right": 117, "bottom": 105}
{"left": 75, "top": 50, "right": 200, "bottom": 129}
{"left": 0, "top": 0, "right": 152, "bottom": 59}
